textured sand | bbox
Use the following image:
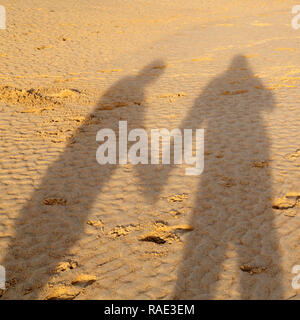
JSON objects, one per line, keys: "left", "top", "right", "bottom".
{"left": 1, "top": 0, "right": 300, "bottom": 299}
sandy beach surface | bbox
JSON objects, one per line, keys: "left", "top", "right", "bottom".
{"left": 1, "top": 0, "right": 300, "bottom": 299}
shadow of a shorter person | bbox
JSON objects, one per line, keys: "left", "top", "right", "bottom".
{"left": 171, "top": 55, "right": 283, "bottom": 299}
{"left": 1, "top": 60, "right": 165, "bottom": 299}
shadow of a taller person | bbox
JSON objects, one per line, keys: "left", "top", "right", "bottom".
{"left": 172, "top": 55, "right": 283, "bottom": 299}
{"left": 1, "top": 60, "right": 165, "bottom": 299}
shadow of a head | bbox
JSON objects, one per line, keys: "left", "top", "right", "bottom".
{"left": 221, "top": 54, "right": 255, "bottom": 83}
{"left": 229, "top": 54, "right": 249, "bottom": 69}
{"left": 94, "top": 59, "right": 166, "bottom": 113}
{"left": 134, "top": 59, "right": 166, "bottom": 85}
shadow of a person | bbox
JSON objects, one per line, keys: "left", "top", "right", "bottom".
{"left": 171, "top": 55, "right": 283, "bottom": 299}
{"left": 1, "top": 60, "right": 165, "bottom": 299}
